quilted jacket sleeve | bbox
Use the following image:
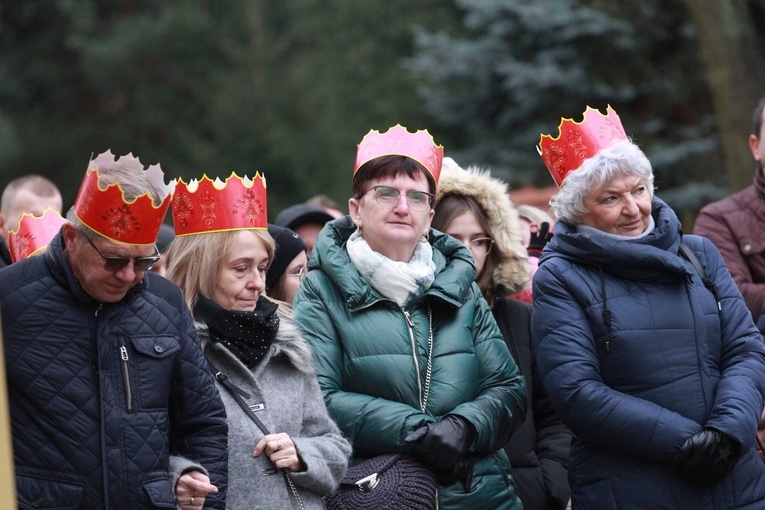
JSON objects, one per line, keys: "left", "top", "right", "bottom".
{"left": 449, "top": 291, "right": 528, "bottom": 454}
{"left": 169, "top": 305, "right": 229, "bottom": 509}
{"left": 692, "top": 236, "right": 765, "bottom": 446}
{"left": 532, "top": 262, "right": 703, "bottom": 463}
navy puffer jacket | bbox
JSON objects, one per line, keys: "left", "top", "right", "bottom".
{"left": 1, "top": 231, "right": 228, "bottom": 509}
{"left": 532, "top": 197, "right": 765, "bottom": 509}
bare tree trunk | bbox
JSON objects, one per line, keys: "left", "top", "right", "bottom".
{"left": 682, "top": 0, "right": 764, "bottom": 191}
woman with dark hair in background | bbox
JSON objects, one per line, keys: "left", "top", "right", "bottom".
{"left": 432, "top": 157, "right": 570, "bottom": 510}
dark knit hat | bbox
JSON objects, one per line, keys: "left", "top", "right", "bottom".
{"left": 266, "top": 224, "right": 307, "bottom": 291}
{"left": 156, "top": 223, "right": 176, "bottom": 254}
{"left": 274, "top": 203, "right": 334, "bottom": 230}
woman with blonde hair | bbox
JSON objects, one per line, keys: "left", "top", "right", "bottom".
{"left": 166, "top": 173, "right": 351, "bottom": 509}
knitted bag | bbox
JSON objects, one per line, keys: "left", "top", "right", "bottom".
{"left": 325, "top": 454, "right": 437, "bottom": 510}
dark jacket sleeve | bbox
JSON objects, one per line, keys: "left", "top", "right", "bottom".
{"left": 450, "top": 289, "right": 527, "bottom": 454}
{"left": 497, "top": 297, "right": 570, "bottom": 510}
{"left": 691, "top": 236, "right": 765, "bottom": 447}
{"left": 169, "top": 306, "right": 229, "bottom": 509}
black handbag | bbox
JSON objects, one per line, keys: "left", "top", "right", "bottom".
{"left": 325, "top": 453, "right": 437, "bottom": 510}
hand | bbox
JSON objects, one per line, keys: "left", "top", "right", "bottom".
{"left": 672, "top": 427, "right": 740, "bottom": 487}
{"left": 433, "top": 456, "right": 475, "bottom": 490}
{"left": 405, "top": 415, "right": 475, "bottom": 470}
{"left": 527, "top": 221, "right": 552, "bottom": 257}
{"left": 175, "top": 470, "right": 218, "bottom": 510}
{"left": 254, "top": 433, "right": 305, "bottom": 472}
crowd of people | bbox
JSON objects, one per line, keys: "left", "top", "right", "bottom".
{"left": 0, "top": 98, "right": 764, "bottom": 510}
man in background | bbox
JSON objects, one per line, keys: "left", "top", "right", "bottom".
{"left": 694, "top": 96, "right": 765, "bottom": 323}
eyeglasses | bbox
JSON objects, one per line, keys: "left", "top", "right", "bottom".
{"left": 464, "top": 237, "right": 494, "bottom": 256}
{"left": 366, "top": 185, "right": 434, "bottom": 212}
{"left": 286, "top": 266, "right": 306, "bottom": 281}
{"left": 83, "top": 235, "right": 160, "bottom": 272}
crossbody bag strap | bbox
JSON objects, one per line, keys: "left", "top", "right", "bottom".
{"left": 205, "top": 355, "right": 305, "bottom": 510}
{"left": 679, "top": 241, "right": 721, "bottom": 311}
{"left": 206, "top": 356, "right": 270, "bottom": 435}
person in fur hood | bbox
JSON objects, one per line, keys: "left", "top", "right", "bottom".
{"left": 432, "top": 157, "right": 571, "bottom": 510}
{"left": 165, "top": 172, "right": 351, "bottom": 510}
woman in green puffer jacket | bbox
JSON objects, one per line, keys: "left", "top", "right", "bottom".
{"left": 293, "top": 125, "right": 527, "bottom": 509}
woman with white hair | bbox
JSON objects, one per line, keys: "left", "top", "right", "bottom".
{"left": 532, "top": 106, "right": 765, "bottom": 509}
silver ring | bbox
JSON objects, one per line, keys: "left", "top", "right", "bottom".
{"left": 277, "top": 440, "right": 282, "bottom": 450}
{"left": 190, "top": 496, "right": 195, "bottom": 505}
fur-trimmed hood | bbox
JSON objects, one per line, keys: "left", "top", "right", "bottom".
{"left": 435, "top": 157, "right": 531, "bottom": 293}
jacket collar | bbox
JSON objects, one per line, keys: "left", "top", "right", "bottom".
{"left": 541, "top": 197, "right": 693, "bottom": 282}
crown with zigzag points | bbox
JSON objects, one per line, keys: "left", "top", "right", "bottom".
{"left": 8, "top": 208, "right": 67, "bottom": 262}
{"left": 354, "top": 124, "right": 444, "bottom": 183}
{"left": 73, "top": 150, "right": 174, "bottom": 245}
{"left": 537, "top": 105, "right": 628, "bottom": 187}
{"left": 171, "top": 172, "right": 268, "bottom": 236}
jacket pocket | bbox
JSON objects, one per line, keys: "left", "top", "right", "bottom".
{"left": 16, "top": 474, "right": 83, "bottom": 510}
{"left": 142, "top": 476, "right": 177, "bottom": 509}
{"left": 126, "top": 335, "right": 181, "bottom": 410}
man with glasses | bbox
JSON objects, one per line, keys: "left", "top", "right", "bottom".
{"left": 0, "top": 151, "right": 228, "bottom": 509}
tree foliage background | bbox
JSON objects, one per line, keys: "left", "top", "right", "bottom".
{"left": 1, "top": 0, "right": 763, "bottom": 224}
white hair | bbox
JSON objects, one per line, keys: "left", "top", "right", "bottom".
{"left": 550, "top": 140, "right": 654, "bottom": 224}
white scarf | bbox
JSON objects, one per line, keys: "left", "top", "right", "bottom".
{"left": 346, "top": 230, "right": 436, "bottom": 307}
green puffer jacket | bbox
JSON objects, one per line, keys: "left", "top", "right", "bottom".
{"left": 293, "top": 216, "right": 527, "bottom": 509}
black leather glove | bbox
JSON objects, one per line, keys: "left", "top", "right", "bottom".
{"left": 672, "top": 427, "right": 740, "bottom": 487}
{"left": 527, "top": 221, "right": 552, "bottom": 257}
{"left": 405, "top": 415, "right": 475, "bottom": 470}
{"left": 433, "top": 456, "right": 475, "bottom": 490}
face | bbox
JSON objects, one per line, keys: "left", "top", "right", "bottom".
{"left": 211, "top": 230, "right": 269, "bottom": 311}
{"left": 64, "top": 224, "right": 158, "bottom": 303}
{"left": 293, "top": 223, "right": 323, "bottom": 259}
{"left": 749, "top": 107, "right": 765, "bottom": 169}
{"left": 150, "top": 256, "right": 167, "bottom": 277}
{"left": 580, "top": 174, "right": 652, "bottom": 236}
{"left": 443, "top": 211, "right": 489, "bottom": 277}
{"left": 348, "top": 172, "right": 434, "bottom": 262}
{"left": 0, "top": 188, "right": 63, "bottom": 242}
{"left": 279, "top": 250, "right": 308, "bottom": 304}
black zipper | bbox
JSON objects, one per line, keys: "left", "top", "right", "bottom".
{"left": 120, "top": 345, "right": 133, "bottom": 411}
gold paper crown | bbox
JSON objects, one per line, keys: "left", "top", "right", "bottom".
{"left": 537, "top": 105, "right": 628, "bottom": 187}
{"left": 171, "top": 172, "right": 268, "bottom": 236}
{"left": 73, "top": 151, "right": 174, "bottom": 245}
{"left": 354, "top": 124, "right": 444, "bottom": 183}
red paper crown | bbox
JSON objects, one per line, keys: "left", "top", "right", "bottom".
{"left": 74, "top": 151, "right": 174, "bottom": 245}
{"left": 8, "top": 208, "right": 67, "bottom": 263}
{"left": 354, "top": 124, "right": 444, "bottom": 183}
{"left": 171, "top": 172, "right": 268, "bottom": 236}
{"left": 537, "top": 105, "right": 628, "bottom": 187}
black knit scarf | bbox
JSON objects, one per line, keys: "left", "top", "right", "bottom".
{"left": 194, "top": 295, "right": 280, "bottom": 369}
